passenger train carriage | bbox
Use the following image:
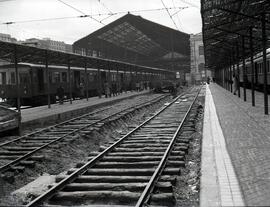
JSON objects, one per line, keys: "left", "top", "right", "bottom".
{"left": 224, "top": 52, "right": 270, "bottom": 92}
{"left": 0, "top": 63, "right": 164, "bottom": 106}
{"left": 240, "top": 53, "right": 270, "bottom": 91}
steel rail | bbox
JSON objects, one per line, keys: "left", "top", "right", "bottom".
{"left": 25, "top": 90, "right": 189, "bottom": 207}
{"left": 0, "top": 94, "right": 164, "bottom": 148}
{"left": 0, "top": 94, "right": 167, "bottom": 173}
{"left": 0, "top": 106, "right": 111, "bottom": 148}
{"left": 136, "top": 86, "right": 202, "bottom": 207}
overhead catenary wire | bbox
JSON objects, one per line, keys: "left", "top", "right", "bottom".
{"left": 171, "top": 0, "right": 183, "bottom": 31}
{"left": 56, "top": 0, "right": 105, "bottom": 25}
{"left": 97, "top": 0, "right": 114, "bottom": 15}
{"left": 178, "top": 0, "right": 199, "bottom": 9}
{"left": 0, "top": 6, "right": 188, "bottom": 25}
{"left": 160, "top": 0, "right": 180, "bottom": 31}
{"left": 96, "top": 0, "right": 114, "bottom": 23}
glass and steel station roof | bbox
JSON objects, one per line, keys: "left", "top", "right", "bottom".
{"left": 73, "top": 14, "right": 190, "bottom": 71}
{"left": 201, "top": 0, "right": 270, "bottom": 70}
{"left": 97, "top": 21, "right": 167, "bottom": 56}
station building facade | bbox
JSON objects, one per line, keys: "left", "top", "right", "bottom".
{"left": 189, "top": 33, "right": 211, "bottom": 84}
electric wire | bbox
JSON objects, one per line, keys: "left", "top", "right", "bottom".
{"left": 56, "top": 0, "right": 104, "bottom": 25}
{"left": 0, "top": 7, "right": 188, "bottom": 25}
{"left": 160, "top": 0, "right": 179, "bottom": 30}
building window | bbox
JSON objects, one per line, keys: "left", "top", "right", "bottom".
{"left": 19, "top": 73, "right": 29, "bottom": 84}
{"left": 198, "top": 63, "right": 205, "bottom": 72}
{"left": 52, "top": 72, "right": 60, "bottom": 83}
{"left": 199, "top": 45, "right": 204, "bottom": 56}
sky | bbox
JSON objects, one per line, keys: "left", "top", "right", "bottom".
{"left": 0, "top": 0, "right": 202, "bottom": 44}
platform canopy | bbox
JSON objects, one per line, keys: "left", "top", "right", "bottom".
{"left": 0, "top": 40, "right": 173, "bottom": 75}
{"left": 201, "top": 0, "right": 270, "bottom": 70}
{"left": 73, "top": 13, "right": 190, "bottom": 72}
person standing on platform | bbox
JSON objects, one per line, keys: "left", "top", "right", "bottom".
{"left": 104, "top": 81, "right": 110, "bottom": 98}
{"left": 233, "top": 73, "right": 238, "bottom": 95}
{"left": 79, "top": 82, "right": 84, "bottom": 99}
{"left": 207, "top": 76, "right": 210, "bottom": 84}
{"left": 57, "top": 85, "right": 64, "bottom": 104}
{"left": 135, "top": 82, "right": 140, "bottom": 92}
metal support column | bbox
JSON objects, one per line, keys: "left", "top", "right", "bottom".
{"left": 14, "top": 45, "right": 20, "bottom": 112}
{"left": 45, "top": 50, "right": 51, "bottom": 108}
{"left": 116, "top": 68, "right": 119, "bottom": 94}
{"left": 98, "top": 68, "right": 101, "bottom": 98}
{"left": 230, "top": 58, "right": 232, "bottom": 92}
{"left": 108, "top": 68, "right": 111, "bottom": 97}
{"left": 226, "top": 67, "right": 229, "bottom": 90}
{"left": 249, "top": 27, "right": 255, "bottom": 106}
{"left": 232, "top": 51, "right": 235, "bottom": 77}
{"left": 14, "top": 45, "right": 21, "bottom": 135}
{"left": 130, "top": 68, "right": 133, "bottom": 91}
{"left": 124, "top": 69, "right": 127, "bottom": 93}
{"left": 242, "top": 36, "right": 247, "bottom": 101}
{"left": 68, "top": 55, "right": 72, "bottom": 104}
{"left": 236, "top": 44, "right": 240, "bottom": 97}
{"left": 84, "top": 59, "right": 89, "bottom": 101}
{"left": 262, "top": 13, "right": 268, "bottom": 114}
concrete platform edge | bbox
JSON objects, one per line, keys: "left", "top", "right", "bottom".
{"left": 200, "top": 85, "right": 245, "bottom": 207}
{"left": 21, "top": 91, "right": 151, "bottom": 130}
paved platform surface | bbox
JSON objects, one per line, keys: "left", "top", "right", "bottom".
{"left": 21, "top": 90, "right": 150, "bottom": 128}
{"left": 201, "top": 83, "right": 270, "bottom": 207}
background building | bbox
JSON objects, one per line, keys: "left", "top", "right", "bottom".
{"left": 0, "top": 33, "right": 17, "bottom": 43}
{"left": 189, "top": 33, "right": 211, "bottom": 84}
{"left": 21, "top": 38, "right": 73, "bottom": 53}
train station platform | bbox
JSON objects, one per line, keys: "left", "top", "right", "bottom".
{"left": 200, "top": 83, "right": 270, "bottom": 207}
{"left": 20, "top": 90, "right": 151, "bottom": 129}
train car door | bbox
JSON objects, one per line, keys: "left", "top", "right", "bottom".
{"left": 120, "top": 73, "right": 124, "bottom": 85}
{"left": 100, "top": 71, "right": 106, "bottom": 82}
{"left": 37, "top": 68, "right": 44, "bottom": 92}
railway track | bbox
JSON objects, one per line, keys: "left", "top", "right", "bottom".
{"left": 25, "top": 86, "right": 202, "bottom": 207}
{"left": 0, "top": 94, "right": 168, "bottom": 176}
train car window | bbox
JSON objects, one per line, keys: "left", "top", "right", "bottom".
{"left": 19, "top": 73, "right": 29, "bottom": 84}
{"left": 89, "top": 73, "right": 94, "bottom": 82}
{"left": 81, "top": 76, "right": 85, "bottom": 84}
{"left": 62, "top": 72, "right": 67, "bottom": 82}
{"left": 0, "top": 72, "right": 6, "bottom": 85}
{"left": 10, "top": 72, "right": 15, "bottom": 84}
{"left": 52, "top": 72, "right": 60, "bottom": 83}
{"left": 32, "top": 72, "right": 38, "bottom": 83}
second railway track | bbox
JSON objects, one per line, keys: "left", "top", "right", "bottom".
{"left": 0, "top": 93, "right": 168, "bottom": 176}
{"left": 25, "top": 86, "right": 202, "bottom": 207}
